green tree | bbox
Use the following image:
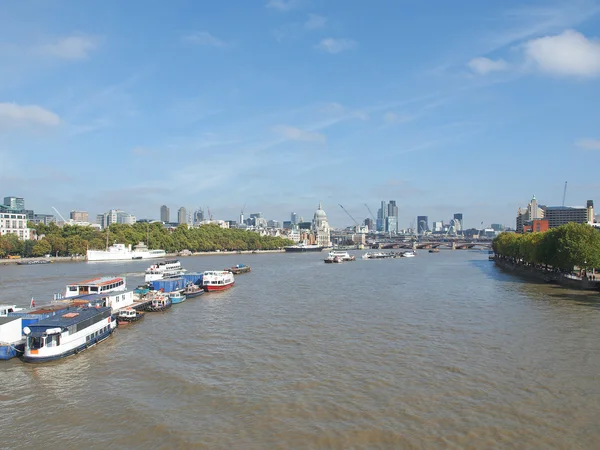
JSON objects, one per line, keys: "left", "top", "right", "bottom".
{"left": 32, "top": 239, "right": 52, "bottom": 257}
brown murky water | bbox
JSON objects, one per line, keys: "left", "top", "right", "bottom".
{"left": 1, "top": 250, "right": 600, "bottom": 449}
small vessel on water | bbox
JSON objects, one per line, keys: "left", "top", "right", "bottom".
{"left": 284, "top": 244, "right": 325, "bottom": 252}
{"left": 226, "top": 264, "right": 251, "bottom": 274}
{"left": 402, "top": 251, "right": 416, "bottom": 258}
{"left": 144, "top": 293, "right": 172, "bottom": 312}
{"left": 362, "top": 252, "right": 396, "bottom": 259}
{"left": 87, "top": 242, "right": 166, "bottom": 262}
{"left": 202, "top": 271, "right": 235, "bottom": 291}
{"left": 117, "top": 308, "right": 145, "bottom": 325}
{"left": 0, "top": 316, "right": 25, "bottom": 360}
{"left": 144, "top": 260, "right": 186, "bottom": 282}
{"left": 429, "top": 248, "right": 440, "bottom": 253}
{"left": 16, "top": 259, "right": 52, "bottom": 265}
{"left": 328, "top": 251, "right": 356, "bottom": 261}
{"left": 183, "top": 283, "right": 205, "bottom": 298}
{"left": 169, "top": 291, "right": 187, "bottom": 304}
{"left": 324, "top": 255, "right": 344, "bottom": 263}
{"left": 22, "top": 306, "right": 115, "bottom": 363}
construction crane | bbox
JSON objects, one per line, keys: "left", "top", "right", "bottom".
{"left": 207, "top": 206, "right": 213, "bottom": 221}
{"left": 52, "top": 206, "right": 69, "bottom": 223}
{"left": 339, "top": 204, "right": 360, "bottom": 229}
{"left": 364, "top": 203, "right": 376, "bottom": 222}
{"left": 562, "top": 181, "right": 568, "bottom": 206}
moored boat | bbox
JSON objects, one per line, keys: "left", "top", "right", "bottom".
{"left": 183, "top": 283, "right": 205, "bottom": 298}
{"left": 117, "top": 308, "right": 144, "bottom": 325}
{"left": 22, "top": 306, "right": 115, "bottom": 363}
{"left": 202, "top": 271, "right": 235, "bottom": 291}
{"left": 402, "top": 251, "right": 416, "bottom": 258}
{"left": 328, "top": 251, "right": 356, "bottom": 261}
{"left": 87, "top": 242, "right": 166, "bottom": 262}
{"left": 226, "top": 264, "right": 251, "bottom": 274}
{"left": 64, "top": 276, "right": 126, "bottom": 298}
{"left": 144, "top": 260, "right": 186, "bottom": 282}
{"left": 144, "top": 293, "right": 172, "bottom": 312}
{"left": 16, "top": 259, "right": 52, "bottom": 265}
{"left": 284, "top": 244, "right": 325, "bottom": 252}
{"left": 169, "top": 291, "right": 187, "bottom": 304}
{"left": 0, "top": 317, "right": 25, "bottom": 360}
{"left": 324, "top": 255, "right": 344, "bottom": 263}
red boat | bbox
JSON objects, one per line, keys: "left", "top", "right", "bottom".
{"left": 202, "top": 270, "right": 235, "bottom": 291}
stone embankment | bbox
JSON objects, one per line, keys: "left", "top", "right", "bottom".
{"left": 0, "top": 249, "right": 285, "bottom": 266}
{"left": 494, "top": 257, "right": 600, "bottom": 291}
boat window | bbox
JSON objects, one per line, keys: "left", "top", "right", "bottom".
{"left": 68, "top": 286, "right": 77, "bottom": 292}
{"left": 28, "top": 336, "right": 44, "bottom": 349}
{"left": 90, "top": 287, "right": 98, "bottom": 292}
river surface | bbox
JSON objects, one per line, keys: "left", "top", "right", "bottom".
{"left": 1, "top": 250, "right": 600, "bottom": 449}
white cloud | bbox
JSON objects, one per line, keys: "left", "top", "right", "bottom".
{"left": 0, "top": 102, "right": 61, "bottom": 129}
{"left": 319, "top": 102, "right": 369, "bottom": 120}
{"left": 316, "top": 38, "right": 356, "bottom": 54}
{"left": 266, "top": 0, "right": 300, "bottom": 11}
{"left": 305, "top": 14, "right": 327, "bottom": 30}
{"left": 383, "top": 112, "right": 414, "bottom": 124}
{"left": 184, "top": 32, "right": 227, "bottom": 47}
{"left": 273, "top": 125, "right": 326, "bottom": 143}
{"left": 38, "top": 35, "right": 97, "bottom": 60}
{"left": 524, "top": 29, "right": 600, "bottom": 77}
{"left": 576, "top": 139, "right": 600, "bottom": 150}
{"left": 467, "top": 57, "right": 509, "bottom": 75}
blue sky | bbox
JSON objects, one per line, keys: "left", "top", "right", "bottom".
{"left": 0, "top": 0, "right": 599, "bottom": 229}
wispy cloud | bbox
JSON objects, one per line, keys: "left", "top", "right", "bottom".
{"left": 523, "top": 29, "right": 600, "bottom": 77}
{"left": 575, "top": 138, "right": 600, "bottom": 150}
{"left": 0, "top": 102, "right": 61, "bottom": 129}
{"left": 266, "top": 0, "right": 301, "bottom": 11}
{"left": 383, "top": 112, "right": 414, "bottom": 124}
{"left": 319, "top": 102, "right": 369, "bottom": 120}
{"left": 468, "top": 57, "right": 509, "bottom": 75}
{"left": 37, "top": 35, "right": 98, "bottom": 60}
{"left": 305, "top": 14, "right": 327, "bottom": 30}
{"left": 272, "top": 125, "right": 326, "bottom": 143}
{"left": 316, "top": 38, "right": 357, "bottom": 54}
{"left": 184, "top": 31, "right": 228, "bottom": 47}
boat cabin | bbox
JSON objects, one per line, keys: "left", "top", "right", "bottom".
{"left": 118, "top": 308, "right": 137, "bottom": 319}
{"left": 65, "top": 276, "right": 126, "bottom": 298}
{"left": 0, "top": 304, "right": 23, "bottom": 317}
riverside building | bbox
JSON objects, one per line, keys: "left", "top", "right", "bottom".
{"left": 516, "top": 196, "right": 594, "bottom": 232}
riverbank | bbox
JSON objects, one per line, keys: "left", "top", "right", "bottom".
{"left": 494, "top": 257, "right": 600, "bottom": 291}
{"left": 0, "top": 249, "right": 285, "bottom": 266}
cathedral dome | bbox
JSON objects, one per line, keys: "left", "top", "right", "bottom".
{"left": 314, "top": 202, "right": 327, "bottom": 220}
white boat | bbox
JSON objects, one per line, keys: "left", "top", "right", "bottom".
{"left": 64, "top": 276, "right": 126, "bottom": 298}
{"left": 22, "top": 306, "right": 116, "bottom": 363}
{"left": 0, "top": 304, "right": 24, "bottom": 317}
{"left": 284, "top": 244, "right": 326, "bottom": 252}
{"left": 402, "top": 251, "right": 416, "bottom": 258}
{"left": 144, "top": 260, "right": 186, "bottom": 282}
{"left": 202, "top": 271, "right": 235, "bottom": 291}
{"left": 328, "top": 251, "right": 356, "bottom": 261}
{"left": 87, "top": 242, "right": 166, "bottom": 262}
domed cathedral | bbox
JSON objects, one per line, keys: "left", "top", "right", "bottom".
{"left": 312, "top": 202, "right": 332, "bottom": 248}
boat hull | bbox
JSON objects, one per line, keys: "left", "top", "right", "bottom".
{"left": 204, "top": 282, "right": 234, "bottom": 292}
{"left": 184, "top": 290, "right": 205, "bottom": 299}
{"left": 284, "top": 246, "right": 325, "bottom": 252}
{"left": 22, "top": 328, "right": 113, "bottom": 363}
{"left": 0, "top": 341, "right": 25, "bottom": 360}
{"left": 87, "top": 251, "right": 167, "bottom": 262}
{"left": 170, "top": 296, "right": 187, "bottom": 304}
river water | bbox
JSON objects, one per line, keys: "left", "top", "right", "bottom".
{"left": 1, "top": 250, "right": 600, "bottom": 449}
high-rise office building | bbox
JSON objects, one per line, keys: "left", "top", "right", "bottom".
{"left": 291, "top": 212, "right": 298, "bottom": 225}
{"left": 386, "top": 200, "right": 399, "bottom": 233}
{"left": 193, "top": 208, "right": 204, "bottom": 224}
{"left": 3, "top": 197, "right": 25, "bottom": 211}
{"left": 160, "top": 205, "right": 170, "bottom": 222}
{"left": 178, "top": 207, "right": 187, "bottom": 225}
{"left": 377, "top": 201, "right": 389, "bottom": 232}
{"left": 70, "top": 211, "right": 89, "bottom": 222}
{"left": 417, "top": 216, "right": 429, "bottom": 234}
{"left": 453, "top": 213, "right": 463, "bottom": 230}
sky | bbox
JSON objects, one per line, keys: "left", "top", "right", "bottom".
{"left": 0, "top": 0, "right": 599, "bottom": 230}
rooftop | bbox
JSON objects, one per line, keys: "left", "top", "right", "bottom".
{"left": 67, "top": 276, "right": 124, "bottom": 286}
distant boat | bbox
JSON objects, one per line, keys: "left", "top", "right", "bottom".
{"left": 16, "top": 260, "right": 52, "bottom": 265}
{"left": 284, "top": 244, "right": 325, "bottom": 252}
{"left": 429, "top": 248, "right": 440, "bottom": 253}
{"left": 402, "top": 251, "right": 416, "bottom": 258}
{"left": 87, "top": 242, "right": 166, "bottom": 262}
{"left": 144, "top": 293, "right": 172, "bottom": 312}
{"left": 183, "top": 283, "right": 205, "bottom": 299}
{"left": 117, "top": 308, "right": 145, "bottom": 325}
{"left": 145, "top": 260, "right": 186, "bottom": 282}
{"left": 226, "top": 264, "right": 251, "bottom": 274}
{"left": 169, "top": 291, "right": 187, "bottom": 304}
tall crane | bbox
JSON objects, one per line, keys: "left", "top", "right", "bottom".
{"left": 51, "top": 206, "right": 69, "bottom": 223}
{"left": 562, "top": 181, "right": 568, "bottom": 206}
{"left": 339, "top": 204, "right": 360, "bottom": 229}
{"left": 207, "top": 206, "right": 213, "bottom": 221}
{"left": 364, "top": 203, "right": 376, "bottom": 222}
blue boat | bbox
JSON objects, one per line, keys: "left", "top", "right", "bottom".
{"left": 169, "top": 291, "right": 187, "bottom": 304}
{"left": 183, "top": 283, "right": 205, "bottom": 299}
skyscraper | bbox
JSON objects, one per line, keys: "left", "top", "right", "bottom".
{"left": 178, "top": 207, "right": 187, "bottom": 224}
{"left": 387, "top": 200, "right": 399, "bottom": 233}
{"left": 3, "top": 197, "right": 25, "bottom": 211}
{"left": 194, "top": 208, "right": 204, "bottom": 224}
{"left": 291, "top": 212, "right": 298, "bottom": 225}
{"left": 417, "top": 216, "right": 429, "bottom": 235}
{"left": 453, "top": 213, "right": 463, "bottom": 230}
{"left": 160, "top": 205, "right": 170, "bottom": 222}
{"left": 377, "top": 201, "right": 388, "bottom": 232}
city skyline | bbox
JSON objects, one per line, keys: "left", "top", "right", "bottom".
{"left": 0, "top": 1, "right": 599, "bottom": 227}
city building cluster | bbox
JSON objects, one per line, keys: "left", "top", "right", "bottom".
{"left": 516, "top": 195, "right": 595, "bottom": 233}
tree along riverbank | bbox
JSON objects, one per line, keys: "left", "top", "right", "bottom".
{"left": 492, "top": 222, "right": 600, "bottom": 291}
{"left": 0, "top": 222, "right": 293, "bottom": 259}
